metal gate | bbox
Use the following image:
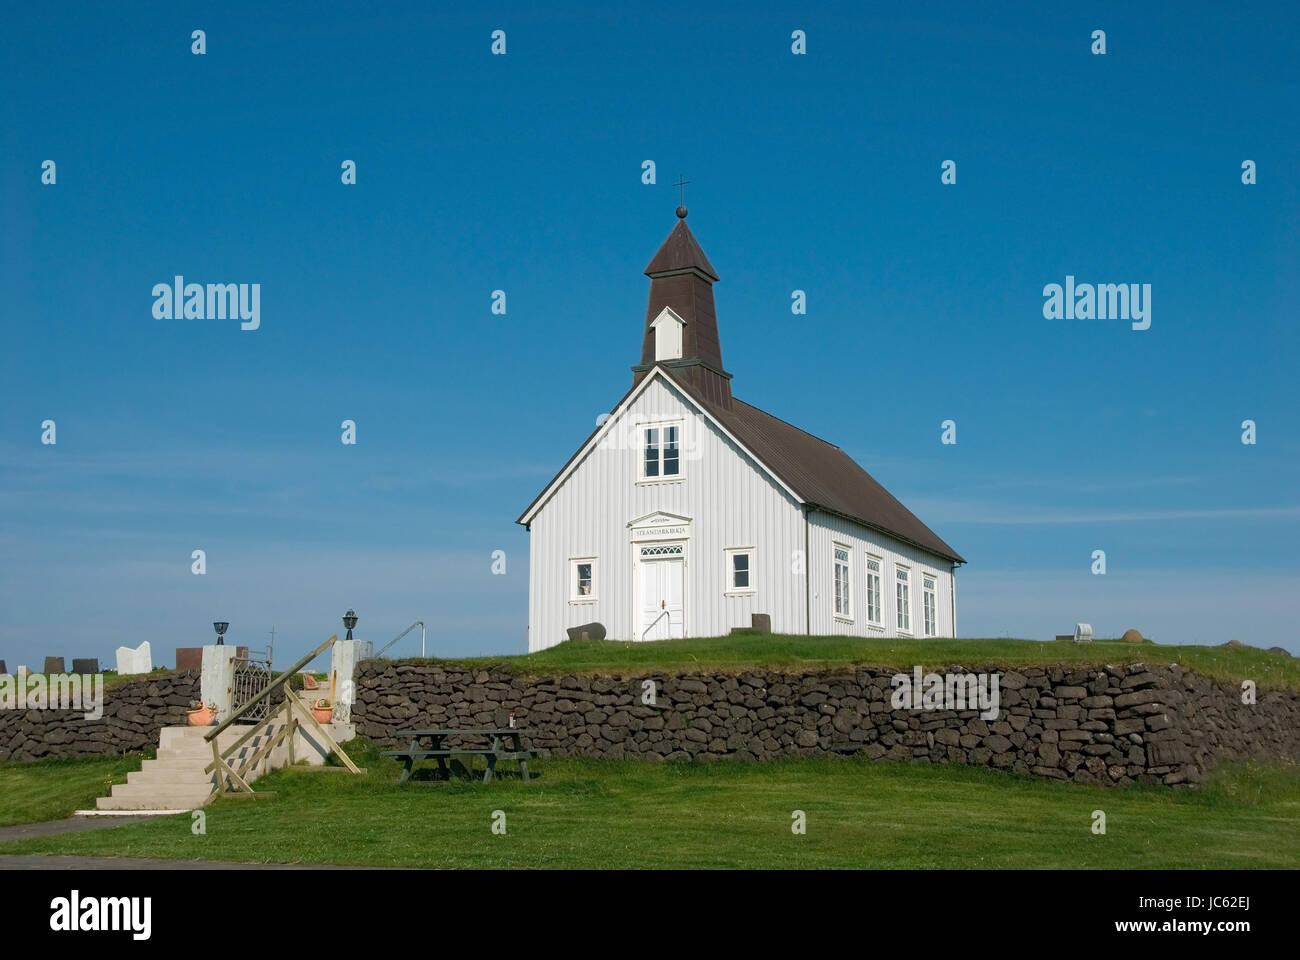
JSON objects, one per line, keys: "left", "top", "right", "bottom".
{"left": 232, "top": 645, "right": 274, "bottom": 721}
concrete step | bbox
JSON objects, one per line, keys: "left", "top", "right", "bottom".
{"left": 93, "top": 721, "right": 355, "bottom": 811}
{"left": 128, "top": 768, "right": 217, "bottom": 787}
{"left": 157, "top": 744, "right": 213, "bottom": 756}
{"left": 157, "top": 733, "right": 284, "bottom": 762}
{"left": 139, "top": 759, "right": 205, "bottom": 775}
{"left": 97, "top": 783, "right": 215, "bottom": 810}
{"left": 158, "top": 725, "right": 261, "bottom": 751}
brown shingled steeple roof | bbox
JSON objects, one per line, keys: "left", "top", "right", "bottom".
{"left": 643, "top": 218, "right": 719, "bottom": 281}
{"left": 633, "top": 214, "right": 732, "bottom": 406}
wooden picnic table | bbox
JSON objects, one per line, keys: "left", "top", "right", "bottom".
{"left": 382, "top": 728, "right": 538, "bottom": 784}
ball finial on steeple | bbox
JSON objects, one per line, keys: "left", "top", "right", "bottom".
{"left": 673, "top": 174, "right": 690, "bottom": 219}
{"left": 676, "top": 205, "right": 688, "bottom": 219}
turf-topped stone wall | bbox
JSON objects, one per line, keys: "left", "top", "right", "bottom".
{"left": 352, "top": 660, "right": 1300, "bottom": 787}
{"left": 0, "top": 672, "right": 198, "bottom": 761}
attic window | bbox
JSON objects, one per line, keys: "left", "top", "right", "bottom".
{"left": 650, "top": 307, "right": 685, "bottom": 361}
{"left": 641, "top": 422, "right": 682, "bottom": 480}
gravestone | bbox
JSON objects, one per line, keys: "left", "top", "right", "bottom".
{"left": 115, "top": 641, "right": 153, "bottom": 675}
{"left": 566, "top": 622, "right": 606, "bottom": 642}
{"left": 44, "top": 656, "right": 65, "bottom": 674}
{"left": 175, "top": 647, "right": 203, "bottom": 671}
{"left": 72, "top": 658, "right": 99, "bottom": 674}
{"left": 751, "top": 613, "right": 772, "bottom": 633}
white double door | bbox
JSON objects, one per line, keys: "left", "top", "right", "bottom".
{"left": 638, "top": 552, "right": 685, "bottom": 641}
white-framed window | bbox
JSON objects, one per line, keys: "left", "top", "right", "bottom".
{"left": 865, "top": 555, "right": 883, "bottom": 625}
{"left": 833, "top": 544, "right": 852, "bottom": 619}
{"left": 570, "top": 557, "right": 597, "bottom": 602}
{"left": 640, "top": 421, "right": 682, "bottom": 480}
{"left": 895, "top": 564, "right": 911, "bottom": 633}
{"left": 725, "top": 547, "right": 755, "bottom": 595}
{"left": 922, "top": 574, "right": 937, "bottom": 637}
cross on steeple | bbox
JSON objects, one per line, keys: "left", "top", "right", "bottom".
{"left": 673, "top": 174, "right": 690, "bottom": 218}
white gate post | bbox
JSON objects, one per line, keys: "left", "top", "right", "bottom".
{"left": 200, "top": 645, "right": 237, "bottom": 722}
{"left": 329, "top": 638, "right": 372, "bottom": 723}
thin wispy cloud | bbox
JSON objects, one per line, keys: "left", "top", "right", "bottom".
{"left": 913, "top": 499, "right": 1300, "bottom": 526}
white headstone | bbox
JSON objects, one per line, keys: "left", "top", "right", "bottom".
{"left": 115, "top": 641, "right": 153, "bottom": 675}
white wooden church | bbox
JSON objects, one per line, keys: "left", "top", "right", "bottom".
{"left": 518, "top": 210, "right": 964, "bottom": 650}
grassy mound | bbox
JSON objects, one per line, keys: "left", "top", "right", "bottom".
{"left": 414, "top": 635, "right": 1299, "bottom": 689}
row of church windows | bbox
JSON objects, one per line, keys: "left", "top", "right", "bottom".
{"left": 834, "top": 544, "right": 937, "bottom": 636}
{"left": 568, "top": 544, "right": 937, "bottom": 636}
{"left": 567, "top": 547, "right": 753, "bottom": 603}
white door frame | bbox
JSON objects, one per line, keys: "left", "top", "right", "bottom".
{"left": 631, "top": 538, "right": 689, "bottom": 641}
{"left": 627, "top": 512, "right": 692, "bottom": 642}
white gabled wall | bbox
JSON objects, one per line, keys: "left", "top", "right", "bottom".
{"left": 527, "top": 374, "right": 807, "bottom": 650}
{"left": 807, "top": 511, "right": 957, "bottom": 638}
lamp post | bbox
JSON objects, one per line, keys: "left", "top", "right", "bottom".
{"left": 213, "top": 621, "right": 229, "bottom": 646}
{"left": 342, "top": 609, "right": 358, "bottom": 642}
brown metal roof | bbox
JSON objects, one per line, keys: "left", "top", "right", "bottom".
{"left": 518, "top": 367, "right": 964, "bottom": 565}
{"left": 521, "top": 217, "right": 961, "bottom": 565}
{"left": 644, "top": 219, "right": 719, "bottom": 281}
{"left": 636, "top": 218, "right": 731, "bottom": 404}
{"left": 672, "top": 373, "right": 965, "bottom": 564}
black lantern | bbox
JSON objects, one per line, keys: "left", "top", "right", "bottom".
{"left": 213, "top": 621, "right": 229, "bottom": 646}
{"left": 342, "top": 609, "right": 358, "bottom": 641}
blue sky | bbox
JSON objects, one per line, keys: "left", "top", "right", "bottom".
{"left": 3, "top": 1, "right": 1298, "bottom": 669}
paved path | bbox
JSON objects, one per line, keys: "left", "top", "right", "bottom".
{"left": 0, "top": 815, "right": 166, "bottom": 843}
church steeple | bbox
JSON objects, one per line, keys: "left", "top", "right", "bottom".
{"left": 632, "top": 208, "right": 733, "bottom": 406}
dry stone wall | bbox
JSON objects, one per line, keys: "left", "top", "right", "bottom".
{"left": 0, "top": 672, "right": 198, "bottom": 761}
{"left": 353, "top": 660, "right": 1300, "bottom": 787}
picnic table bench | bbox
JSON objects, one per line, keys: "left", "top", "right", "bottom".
{"left": 383, "top": 728, "right": 538, "bottom": 783}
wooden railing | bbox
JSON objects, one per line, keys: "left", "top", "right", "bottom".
{"left": 203, "top": 634, "right": 360, "bottom": 795}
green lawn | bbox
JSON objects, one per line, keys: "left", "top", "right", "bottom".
{"left": 435, "top": 635, "right": 1300, "bottom": 690}
{"left": 2, "top": 740, "right": 1296, "bottom": 868}
{"left": 0, "top": 753, "right": 147, "bottom": 826}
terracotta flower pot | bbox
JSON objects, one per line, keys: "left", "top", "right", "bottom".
{"left": 188, "top": 706, "right": 215, "bottom": 726}
{"left": 312, "top": 706, "right": 333, "bottom": 725}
